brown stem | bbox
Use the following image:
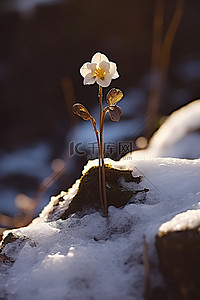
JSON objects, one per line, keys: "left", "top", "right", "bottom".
{"left": 99, "top": 86, "right": 108, "bottom": 216}
{"left": 145, "top": 0, "right": 165, "bottom": 139}
{"left": 143, "top": 235, "right": 151, "bottom": 299}
{"left": 146, "top": 0, "right": 185, "bottom": 139}
{"left": 91, "top": 118, "right": 104, "bottom": 210}
{"left": 160, "top": 0, "right": 185, "bottom": 78}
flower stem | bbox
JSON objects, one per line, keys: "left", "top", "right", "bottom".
{"left": 91, "top": 118, "right": 104, "bottom": 211}
{"left": 99, "top": 86, "right": 108, "bottom": 216}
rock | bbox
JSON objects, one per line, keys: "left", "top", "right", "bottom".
{"left": 156, "top": 210, "right": 200, "bottom": 300}
{"left": 37, "top": 163, "right": 148, "bottom": 222}
{"left": 0, "top": 232, "right": 26, "bottom": 267}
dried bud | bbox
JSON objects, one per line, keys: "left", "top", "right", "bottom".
{"left": 72, "top": 103, "right": 92, "bottom": 121}
{"left": 108, "top": 105, "right": 123, "bottom": 122}
{"left": 106, "top": 88, "right": 123, "bottom": 106}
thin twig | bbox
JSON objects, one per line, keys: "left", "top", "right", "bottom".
{"left": 143, "top": 235, "right": 151, "bottom": 299}
{"left": 145, "top": 0, "right": 165, "bottom": 139}
{"left": 146, "top": 0, "right": 185, "bottom": 138}
{"left": 151, "top": 0, "right": 165, "bottom": 71}
{"left": 160, "top": 0, "right": 185, "bottom": 78}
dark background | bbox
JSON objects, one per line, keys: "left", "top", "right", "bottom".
{"left": 0, "top": 0, "right": 200, "bottom": 223}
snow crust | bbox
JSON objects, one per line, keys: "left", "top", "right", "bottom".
{"left": 159, "top": 209, "right": 200, "bottom": 234}
{"left": 1, "top": 157, "right": 200, "bottom": 300}
{"left": 148, "top": 100, "right": 200, "bottom": 157}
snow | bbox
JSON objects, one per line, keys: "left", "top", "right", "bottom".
{"left": 39, "top": 180, "right": 80, "bottom": 222}
{"left": 159, "top": 209, "right": 200, "bottom": 235}
{"left": 127, "top": 99, "right": 200, "bottom": 159}
{"left": 0, "top": 143, "right": 51, "bottom": 179}
{"left": 1, "top": 157, "right": 200, "bottom": 300}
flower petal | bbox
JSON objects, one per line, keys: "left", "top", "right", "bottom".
{"left": 87, "top": 63, "right": 97, "bottom": 73}
{"left": 96, "top": 73, "right": 112, "bottom": 87}
{"left": 112, "top": 70, "right": 119, "bottom": 79}
{"left": 91, "top": 52, "right": 109, "bottom": 65}
{"left": 109, "top": 62, "right": 119, "bottom": 79}
{"left": 109, "top": 62, "right": 116, "bottom": 75}
{"left": 99, "top": 61, "right": 110, "bottom": 72}
{"left": 80, "top": 62, "right": 91, "bottom": 77}
{"left": 83, "top": 73, "right": 96, "bottom": 85}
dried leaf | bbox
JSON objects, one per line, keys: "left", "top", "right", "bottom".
{"left": 72, "top": 103, "right": 92, "bottom": 121}
{"left": 106, "top": 88, "right": 123, "bottom": 106}
{"left": 108, "top": 105, "right": 123, "bottom": 122}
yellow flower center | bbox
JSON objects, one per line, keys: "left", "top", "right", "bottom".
{"left": 93, "top": 67, "right": 107, "bottom": 80}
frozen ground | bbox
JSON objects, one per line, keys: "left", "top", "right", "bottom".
{"left": 1, "top": 157, "right": 200, "bottom": 300}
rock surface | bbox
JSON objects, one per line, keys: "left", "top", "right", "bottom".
{"left": 156, "top": 210, "right": 200, "bottom": 300}
{"left": 36, "top": 161, "right": 148, "bottom": 222}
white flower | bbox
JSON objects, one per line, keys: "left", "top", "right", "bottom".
{"left": 80, "top": 52, "right": 119, "bottom": 87}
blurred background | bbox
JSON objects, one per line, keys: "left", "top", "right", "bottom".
{"left": 0, "top": 0, "right": 200, "bottom": 233}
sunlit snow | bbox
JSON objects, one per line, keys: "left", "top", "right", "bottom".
{"left": 1, "top": 157, "right": 200, "bottom": 300}
{"left": 127, "top": 99, "right": 200, "bottom": 159}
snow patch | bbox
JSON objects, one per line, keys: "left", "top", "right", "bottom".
{"left": 1, "top": 157, "right": 200, "bottom": 299}
{"left": 125, "top": 100, "right": 200, "bottom": 159}
{"left": 159, "top": 209, "right": 200, "bottom": 234}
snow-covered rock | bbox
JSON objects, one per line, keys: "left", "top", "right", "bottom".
{"left": 0, "top": 157, "right": 200, "bottom": 300}
{"left": 127, "top": 100, "right": 200, "bottom": 159}
{"left": 36, "top": 159, "right": 147, "bottom": 222}
{"left": 156, "top": 209, "right": 200, "bottom": 300}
